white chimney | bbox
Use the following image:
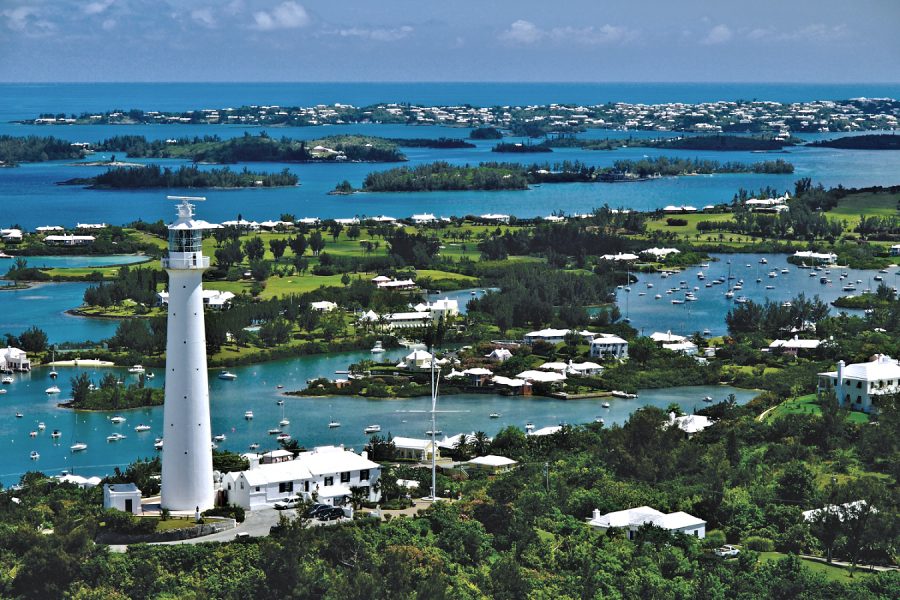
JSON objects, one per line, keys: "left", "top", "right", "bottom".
{"left": 593, "top": 509, "right": 601, "bottom": 521}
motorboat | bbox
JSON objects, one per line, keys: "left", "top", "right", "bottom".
{"left": 267, "top": 428, "right": 282, "bottom": 435}
{"left": 424, "top": 429, "right": 442, "bottom": 436}
{"left": 37, "top": 422, "right": 45, "bottom": 431}
{"left": 1, "top": 376, "right": 13, "bottom": 385}
{"left": 735, "top": 296, "right": 750, "bottom": 304}
{"left": 685, "top": 293, "right": 698, "bottom": 301}
{"left": 248, "top": 443, "right": 260, "bottom": 450}
{"left": 106, "top": 433, "right": 126, "bottom": 442}
{"left": 14, "top": 411, "right": 22, "bottom": 417}
{"left": 702, "top": 396, "right": 713, "bottom": 402}
{"left": 0, "top": 389, "right": 6, "bottom": 395}
{"left": 370, "top": 341, "right": 385, "bottom": 353}
{"left": 49, "top": 369, "right": 58, "bottom": 379}
{"left": 128, "top": 365, "right": 145, "bottom": 374}
{"left": 364, "top": 424, "right": 382, "bottom": 434}
{"left": 279, "top": 418, "right": 290, "bottom": 426}
{"left": 110, "top": 415, "right": 126, "bottom": 424}
{"left": 213, "top": 433, "right": 226, "bottom": 442}
{"left": 275, "top": 384, "right": 283, "bottom": 389}
{"left": 276, "top": 433, "right": 291, "bottom": 442}
{"left": 782, "top": 301, "right": 793, "bottom": 308}
{"left": 703, "top": 328, "right": 712, "bottom": 336}
{"left": 328, "top": 420, "right": 341, "bottom": 429}
{"left": 134, "top": 424, "right": 151, "bottom": 432}
{"left": 29, "top": 431, "right": 37, "bottom": 438}
{"left": 30, "top": 451, "right": 39, "bottom": 460}
{"left": 759, "top": 258, "right": 768, "bottom": 264}
{"left": 671, "top": 299, "right": 685, "bottom": 305}
{"left": 768, "top": 271, "right": 778, "bottom": 278}
{"left": 489, "top": 413, "right": 501, "bottom": 419}
{"left": 766, "top": 285, "right": 775, "bottom": 290}
{"left": 244, "top": 410, "right": 254, "bottom": 420}
{"left": 780, "top": 269, "right": 789, "bottom": 274}
{"left": 842, "top": 283, "right": 856, "bottom": 292}
{"left": 70, "top": 442, "right": 87, "bottom": 452}
{"left": 45, "top": 386, "right": 61, "bottom": 395}
{"left": 697, "top": 271, "right": 705, "bottom": 280}
{"left": 611, "top": 390, "right": 638, "bottom": 399}
{"left": 51, "top": 430, "right": 61, "bottom": 439}
{"left": 218, "top": 371, "right": 238, "bottom": 381}
{"left": 594, "top": 417, "right": 605, "bottom": 425}
{"left": 145, "top": 372, "right": 155, "bottom": 379}
{"left": 601, "top": 402, "right": 610, "bottom": 409}
{"left": 654, "top": 294, "right": 662, "bottom": 299}
{"left": 154, "top": 438, "right": 164, "bottom": 450}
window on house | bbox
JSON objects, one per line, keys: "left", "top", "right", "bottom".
{"left": 360, "top": 469, "right": 370, "bottom": 481}
{"left": 324, "top": 476, "right": 334, "bottom": 486}
{"left": 304, "top": 481, "right": 309, "bottom": 492}
{"left": 278, "top": 482, "right": 294, "bottom": 494}
{"left": 240, "top": 482, "right": 244, "bottom": 489}
{"left": 255, "top": 486, "right": 260, "bottom": 492}
{"left": 340, "top": 471, "right": 351, "bottom": 483}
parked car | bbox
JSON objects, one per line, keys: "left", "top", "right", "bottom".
{"left": 714, "top": 545, "right": 740, "bottom": 557}
{"left": 306, "top": 503, "right": 331, "bottom": 518}
{"left": 274, "top": 497, "right": 301, "bottom": 510}
{"left": 318, "top": 507, "right": 345, "bottom": 521}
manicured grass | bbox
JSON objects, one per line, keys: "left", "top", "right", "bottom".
{"left": 153, "top": 517, "right": 199, "bottom": 532}
{"left": 758, "top": 552, "right": 877, "bottom": 583}
{"left": 766, "top": 393, "right": 870, "bottom": 424}
{"left": 826, "top": 191, "right": 899, "bottom": 229}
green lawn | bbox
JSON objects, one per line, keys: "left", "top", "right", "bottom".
{"left": 758, "top": 552, "right": 877, "bottom": 583}
{"left": 826, "top": 191, "right": 899, "bottom": 230}
{"left": 766, "top": 393, "right": 870, "bottom": 425}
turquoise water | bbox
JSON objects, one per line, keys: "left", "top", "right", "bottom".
{"left": 616, "top": 253, "right": 897, "bottom": 337}
{"left": 0, "top": 347, "right": 758, "bottom": 486}
{"left": 1, "top": 83, "right": 899, "bottom": 228}
{"left": 8, "top": 255, "right": 150, "bottom": 269}
{"left": 0, "top": 282, "right": 119, "bottom": 343}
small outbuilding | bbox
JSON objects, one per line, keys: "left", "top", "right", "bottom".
{"left": 103, "top": 483, "right": 143, "bottom": 515}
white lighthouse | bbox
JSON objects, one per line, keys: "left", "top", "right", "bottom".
{"left": 160, "top": 196, "right": 218, "bottom": 511}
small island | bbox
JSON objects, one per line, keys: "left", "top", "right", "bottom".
{"left": 387, "top": 137, "right": 475, "bottom": 149}
{"left": 492, "top": 141, "right": 553, "bottom": 153}
{"left": 807, "top": 133, "right": 900, "bottom": 150}
{"left": 469, "top": 126, "right": 503, "bottom": 139}
{"left": 345, "top": 157, "right": 794, "bottom": 192}
{"left": 60, "top": 372, "right": 163, "bottom": 410}
{"left": 95, "top": 132, "right": 406, "bottom": 163}
{"left": 59, "top": 164, "right": 299, "bottom": 189}
{"left": 0, "top": 134, "right": 88, "bottom": 166}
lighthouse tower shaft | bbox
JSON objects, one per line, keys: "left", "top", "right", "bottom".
{"left": 160, "top": 198, "right": 215, "bottom": 511}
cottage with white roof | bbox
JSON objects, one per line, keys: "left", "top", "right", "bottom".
{"left": 0, "top": 229, "right": 22, "bottom": 243}
{"left": 524, "top": 328, "right": 570, "bottom": 345}
{"left": 769, "top": 336, "right": 822, "bottom": 355}
{"left": 411, "top": 213, "right": 437, "bottom": 224}
{"left": 392, "top": 437, "right": 439, "bottom": 462}
{"left": 589, "top": 334, "right": 629, "bottom": 359}
{"left": 485, "top": 348, "right": 513, "bottom": 362}
{"left": 587, "top": 506, "right": 706, "bottom": 539}
{"left": 221, "top": 445, "right": 380, "bottom": 510}
{"left": 599, "top": 252, "right": 639, "bottom": 262}
{"left": 792, "top": 250, "right": 837, "bottom": 265}
{"left": 43, "top": 235, "right": 95, "bottom": 246}
{"left": 818, "top": 354, "right": 900, "bottom": 413}
{"left": 310, "top": 300, "right": 338, "bottom": 312}
{"left": 103, "top": 483, "right": 143, "bottom": 515}
{"left": 668, "top": 413, "right": 715, "bottom": 438}
{"left": 890, "top": 244, "right": 900, "bottom": 257}
{"left": 0, "top": 347, "right": 30, "bottom": 372}
{"left": 467, "top": 455, "right": 517, "bottom": 472}
{"left": 642, "top": 247, "right": 681, "bottom": 260}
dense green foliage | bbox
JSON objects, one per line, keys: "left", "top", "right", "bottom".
{"left": 492, "top": 141, "right": 553, "bottom": 153}
{"left": 83, "top": 266, "right": 164, "bottom": 307}
{"left": 3, "top": 325, "right": 48, "bottom": 353}
{"left": 659, "top": 135, "right": 797, "bottom": 151}
{"left": 0, "top": 135, "right": 86, "bottom": 165}
{"left": 96, "top": 132, "right": 405, "bottom": 163}
{"left": 361, "top": 161, "right": 529, "bottom": 192}
{"left": 809, "top": 134, "right": 900, "bottom": 150}
{"left": 387, "top": 137, "right": 475, "bottom": 148}
{"left": 62, "top": 164, "right": 298, "bottom": 189}
{"left": 469, "top": 126, "right": 503, "bottom": 139}
{"left": 66, "top": 372, "right": 163, "bottom": 410}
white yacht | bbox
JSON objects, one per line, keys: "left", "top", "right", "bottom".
{"left": 1, "top": 376, "right": 13, "bottom": 385}
{"left": 37, "top": 422, "right": 45, "bottom": 431}
{"left": 128, "top": 365, "right": 145, "bottom": 374}
{"left": 45, "top": 386, "right": 61, "bottom": 395}
{"left": 218, "top": 370, "right": 238, "bottom": 381}
{"left": 364, "top": 424, "right": 382, "bottom": 434}
{"left": 134, "top": 424, "right": 151, "bottom": 432}
{"left": 70, "top": 442, "right": 87, "bottom": 452}
{"left": 244, "top": 410, "right": 254, "bottom": 420}
{"left": 110, "top": 415, "right": 126, "bottom": 424}
{"left": 107, "top": 433, "right": 126, "bottom": 442}
{"left": 328, "top": 419, "right": 341, "bottom": 429}
{"left": 213, "top": 433, "right": 227, "bottom": 442}
{"left": 370, "top": 341, "right": 385, "bottom": 353}
{"left": 29, "top": 451, "right": 40, "bottom": 460}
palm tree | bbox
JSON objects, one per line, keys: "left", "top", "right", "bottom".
{"left": 471, "top": 431, "right": 490, "bottom": 456}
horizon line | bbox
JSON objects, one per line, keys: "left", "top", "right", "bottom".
{"left": 3, "top": 80, "right": 900, "bottom": 85}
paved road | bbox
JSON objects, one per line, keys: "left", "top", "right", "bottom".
{"left": 108, "top": 507, "right": 350, "bottom": 552}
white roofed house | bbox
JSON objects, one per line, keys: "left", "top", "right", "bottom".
{"left": 599, "top": 252, "right": 639, "bottom": 262}
{"left": 427, "top": 297, "right": 459, "bottom": 321}
{"left": 890, "top": 244, "right": 900, "bottom": 257}
{"left": 792, "top": 250, "right": 837, "bottom": 265}
{"left": 310, "top": 300, "right": 338, "bottom": 312}
{"left": 411, "top": 213, "right": 437, "bottom": 225}
{"left": 467, "top": 455, "right": 517, "bottom": 473}
{"left": 43, "top": 235, "right": 95, "bottom": 246}
{"left": 589, "top": 334, "right": 629, "bottom": 360}
{"left": 662, "top": 341, "right": 699, "bottom": 356}
{"left": 485, "top": 348, "right": 513, "bottom": 362}
{"left": 642, "top": 247, "right": 681, "bottom": 260}
{"left": 818, "top": 354, "right": 900, "bottom": 414}
{"left": 769, "top": 336, "right": 822, "bottom": 356}
{"left": 0, "top": 229, "right": 23, "bottom": 243}
{"left": 392, "top": 437, "right": 439, "bottom": 462}
{"left": 221, "top": 445, "right": 380, "bottom": 510}
{"left": 103, "top": 483, "right": 143, "bottom": 515}
{"left": 650, "top": 331, "right": 687, "bottom": 345}
{"left": 587, "top": 506, "right": 706, "bottom": 540}
{"left": 398, "top": 349, "right": 434, "bottom": 370}
{"left": 0, "top": 347, "right": 30, "bottom": 372}
{"left": 524, "top": 328, "right": 570, "bottom": 345}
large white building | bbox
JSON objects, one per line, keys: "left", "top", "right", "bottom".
{"left": 587, "top": 506, "right": 706, "bottom": 539}
{"left": 160, "top": 197, "right": 220, "bottom": 511}
{"left": 0, "top": 347, "right": 30, "bottom": 372}
{"left": 589, "top": 334, "right": 629, "bottom": 359}
{"left": 221, "top": 445, "right": 381, "bottom": 510}
{"left": 817, "top": 354, "right": 900, "bottom": 414}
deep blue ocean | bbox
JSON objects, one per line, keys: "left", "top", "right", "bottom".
{"left": 1, "top": 82, "right": 899, "bottom": 228}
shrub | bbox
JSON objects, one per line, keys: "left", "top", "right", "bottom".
{"left": 744, "top": 535, "right": 775, "bottom": 552}
{"left": 203, "top": 504, "right": 246, "bottom": 523}
{"left": 100, "top": 509, "right": 157, "bottom": 535}
{"left": 703, "top": 529, "right": 727, "bottom": 549}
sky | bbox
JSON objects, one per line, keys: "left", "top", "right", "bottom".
{"left": 0, "top": 0, "right": 898, "bottom": 82}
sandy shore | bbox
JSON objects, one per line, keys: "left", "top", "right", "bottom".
{"left": 48, "top": 359, "right": 115, "bottom": 367}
